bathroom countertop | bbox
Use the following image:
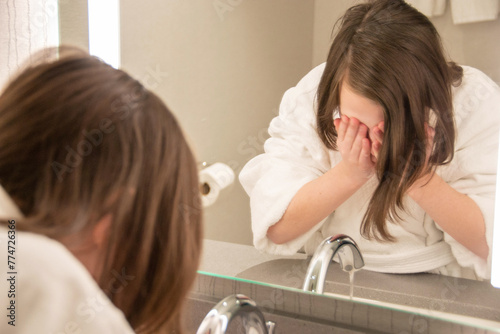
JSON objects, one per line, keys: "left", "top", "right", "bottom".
{"left": 199, "top": 238, "right": 307, "bottom": 277}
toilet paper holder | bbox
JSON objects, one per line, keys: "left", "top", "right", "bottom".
{"left": 197, "top": 161, "right": 235, "bottom": 207}
{"left": 198, "top": 161, "right": 210, "bottom": 195}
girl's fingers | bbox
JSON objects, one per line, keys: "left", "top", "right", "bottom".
{"left": 343, "top": 117, "right": 359, "bottom": 150}
{"left": 425, "top": 123, "right": 435, "bottom": 140}
{"left": 372, "top": 125, "right": 384, "bottom": 144}
{"left": 360, "top": 137, "right": 372, "bottom": 164}
{"left": 368, "top": 121, "right": 384, "bottom": 147}
{"left": 337, "top": 117, "right": 375, "bottom": 175}
{"left": 424, "top": 123, "right": 435, "bottom": 152}
{"left": 372, "top": 140, "right": 381, "bottom": 158}
{"left": 337, "top": 115, "right": 349, "bottom": 142}
{"left": 424, "top": 123, "right": 435, "bottom": 167}
{"left": 377, "top": 121, "right": 384, "bottom": 132}
{"left": 351, "top": 123, "right": 367, "bottom": 159}
{"left": 334, "top": 118, "right": 340, "bottom": 130}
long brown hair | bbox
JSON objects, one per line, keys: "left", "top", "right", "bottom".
{"left": 0, "top": 47, "right": 203, "bottom": 333}
{"left": 317, "top": 0, "right": 463, "bottom": 241}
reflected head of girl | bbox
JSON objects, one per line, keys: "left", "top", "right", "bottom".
{"left": 316, "top": 0, "right": 463, "bottom": 241}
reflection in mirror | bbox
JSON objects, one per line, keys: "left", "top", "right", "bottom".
{"left": 239, "top": 0, "right": 500, "bottom": 281}
{"left": 20, "top": 0, "right": 500, "bottom": 328}
{"left": 113, "top": 0, "right": 499, "bottom": 279}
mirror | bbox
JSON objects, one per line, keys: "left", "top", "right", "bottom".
{"left": 57, "top": 0, "right": 499, "bottom": 322}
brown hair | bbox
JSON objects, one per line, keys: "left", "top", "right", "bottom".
{"left": 0, "top": 47, "right": 203, "bottom": 333}
{"left": 316, "top": 0, "right": 463, "bottom": 241}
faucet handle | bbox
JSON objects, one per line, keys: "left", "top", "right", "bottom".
{"left": 196, "top": 294, "right": 273, "bottom": 334}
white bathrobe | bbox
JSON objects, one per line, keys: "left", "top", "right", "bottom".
{"left": 0, "top": 185, "right": 135, "bottom": 334}
{"left": 239, "top": 63, "right": 500, "bottom": 280}
{"left": 0, "top": 225, "right": 135, "bottom": 333}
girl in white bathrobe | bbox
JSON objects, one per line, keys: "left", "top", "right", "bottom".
{"left": 240, "top": 0, "right": 500, "bottom": 280}
{"left": 0, "top": 47, "right": 203, "bottom": 333}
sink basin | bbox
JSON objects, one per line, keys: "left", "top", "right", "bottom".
{"left": 236, "top": 258, "right": 500, "bottom": 326}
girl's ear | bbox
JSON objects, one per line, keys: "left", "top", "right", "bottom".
{"left": 92, "top": 213, "right": 112, "bottom": 247}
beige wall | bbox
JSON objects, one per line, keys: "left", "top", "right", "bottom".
{"left": 312, "top": 0, "right": 500, "bottom": 84}
{"left": 58, "top": 0, "right": 89, "bottom": 51}
{"left": 120, "top": 0, "right": 314, "bottom": 245}
{"left": 430, "top": 5, "right": 500, "bottom": 84}
{"left": 312, "top": 0, "right": 359, "bottom": 68}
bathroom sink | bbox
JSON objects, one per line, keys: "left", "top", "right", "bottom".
{"left": 236, "top": 258, "right": 500, "bottom": 324}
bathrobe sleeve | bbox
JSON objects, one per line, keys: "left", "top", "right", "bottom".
{"left": 239, "top": 63, "right": 333, "bottom": 255}
{"left": 438, "top": 66, "right": 500, "bottom": 279}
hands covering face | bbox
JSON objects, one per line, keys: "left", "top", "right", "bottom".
{"left": 334, "top": 115, "right": 384, "bottom": 182}
{"left": 333, "top": 115, "right": 435, "bottom": 185}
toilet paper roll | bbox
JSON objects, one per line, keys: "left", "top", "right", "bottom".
{"left": 199, "top": 162, "right": 235, "bottom": 207}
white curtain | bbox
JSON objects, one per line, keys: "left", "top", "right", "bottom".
{"left": 0, "top": 0, "right": 59, "bottom": 90}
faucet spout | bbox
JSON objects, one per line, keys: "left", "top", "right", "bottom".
{"left": 196, "top": 294, "right": 275, "bottom": 334}
{"left": 303, "top": 234, "right": 364, "bottom": 294}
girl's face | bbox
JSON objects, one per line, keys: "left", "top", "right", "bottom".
{"left": 339, "top": 82, "right": 385, "bottom": 156}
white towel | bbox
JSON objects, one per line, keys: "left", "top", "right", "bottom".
{"left": 406, "top": 0, "right": 447, "bottom": 17}
{"left": 450, "top": 0, "right": 499, "bottom": 24}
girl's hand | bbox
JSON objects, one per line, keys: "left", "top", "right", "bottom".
{"left": 334, "top": 115, "right": 375, "bottom": 183}
{"left": 370, "top": 121, "right": 384, "bottom": 163}
{"left": 408, "top": 123, "right": 436, "bottom": 194}
{"left": 422, "top": 123, "right": 435, "bottom": 169}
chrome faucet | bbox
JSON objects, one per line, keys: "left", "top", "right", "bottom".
{"left": 303, "top": 234, "right": 364, "bottom": 294}
{"left": 196, "top": 294, "right": 275, "bottom": 334}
